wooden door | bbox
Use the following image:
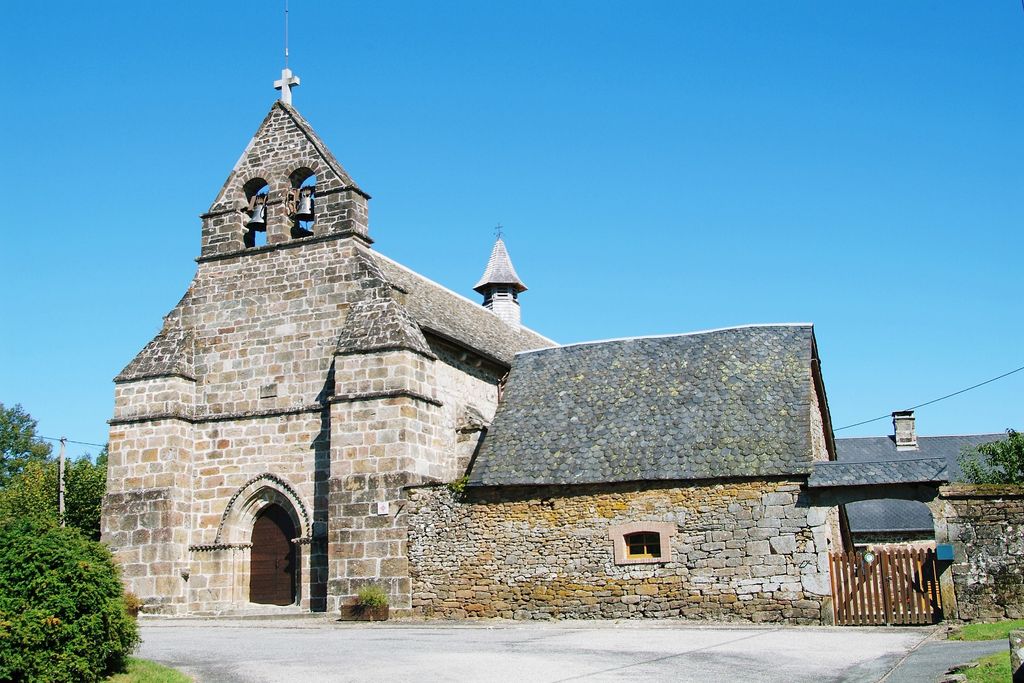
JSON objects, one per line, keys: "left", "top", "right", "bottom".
{"left": 249, "top": 504, "right": 296, "bottom": 606}
{"left": 829, "top": 547, "right": 942, "bottom": 626}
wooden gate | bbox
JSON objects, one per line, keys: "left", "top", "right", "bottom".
{"left": 829, "top": 547, "right": 942, "bottom": 626}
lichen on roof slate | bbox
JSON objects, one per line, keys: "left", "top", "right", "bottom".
{"left": 468, "top": 325, "right": 818, "bottom": 487}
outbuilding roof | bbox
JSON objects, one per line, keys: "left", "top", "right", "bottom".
{"left": 836, "top": 434, "right": 1005, "bottom": 481}
{"left": 469, "top": 324, "right": 821, "bottom": 487}
{"left": 806, "top": 458, "right": 948, "bottom": 488}
{"left": 836, "top": 433, "right": 1005, "bottom": 534}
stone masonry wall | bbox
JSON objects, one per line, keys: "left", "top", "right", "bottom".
{"left": 407, "top": 478, "right": 834, "bottom": 623}
{"left": 201, "top": 102, "right": 368, "bottom": 257}
{"left": 426, "top": 339, "right": 503, "bottom": 479}
{"left": 103, "top": 414, "right": 194, "bottom": 614}
{"left": 941, "top": 484, "right": 1024, "bottom": 621}
{"left": 327, "top": 346, "right": 447, "bottom": 612}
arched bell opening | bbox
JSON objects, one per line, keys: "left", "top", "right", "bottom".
{"left": 248, "top": 503, "right": 298, "bottom": 606}
{"left": 288, "top": 168, "right": 316, "bottom": 239}
{"left": 243, "top": 179, "right": 270, "bottom": 248}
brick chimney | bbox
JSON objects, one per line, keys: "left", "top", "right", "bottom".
{"left": 892, "top": 410, "right": 918, "bottom": 450}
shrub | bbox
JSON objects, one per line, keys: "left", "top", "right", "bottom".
{"left": 0, "top": 518, "right": 139, "bottom": 682}
{"left": 356, "top": 584, "right": 389, "bottom": 608}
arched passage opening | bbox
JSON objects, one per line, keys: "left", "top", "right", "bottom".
{"left": 844, "top": 498, "right": 935, "bottom": 548}
{"left": 249, "top": 503, "right": 297, "bottom": 605}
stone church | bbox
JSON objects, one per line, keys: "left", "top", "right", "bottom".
{"left": 102, "top": 85, "right": 843, "bottom": 623}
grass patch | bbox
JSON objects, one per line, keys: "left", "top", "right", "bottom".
{"left": 104, "top": 658, "right": 192, "bottom": 682}
{"left": 950, "top": 618, "right": 1024, "bottom": 641}
{"left": 962, "top": 652, "right": 1011, "bottom": 683}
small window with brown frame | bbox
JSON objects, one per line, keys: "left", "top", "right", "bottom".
{"left": 625, "top": 531, "right": 661, "bottom": 560}
{"left": 608, "top": 521, "right": 675, "bottom": 565}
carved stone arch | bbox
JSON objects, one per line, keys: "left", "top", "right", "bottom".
{"left": 215, "top": 473, "right": 311, "bottom": 545}
{"left": 287, "top": 162, "right": 322, "bottom": 189}
{"left": 232, "top": 170, "right": 273, "bottom": 207}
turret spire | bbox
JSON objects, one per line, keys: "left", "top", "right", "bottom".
{"left": 474, "top": 234, "right": 527, "bottom": 328}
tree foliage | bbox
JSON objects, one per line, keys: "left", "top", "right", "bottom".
{"left": 0, "top": 403, "right": 107, "bottom": 540}
{"left": 0, "top": 403, "right": 51, "bottom": 488}
{"left": 0, "top": 451, "right": 107, "bottom": 540}
{"left": 0, "top": 518, "right": 138, "bottom": 682}
{"left": 959, "top": 429, "right": 1024, "bottom": 485}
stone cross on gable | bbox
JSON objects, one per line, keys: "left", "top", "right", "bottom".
{"left": 274, "top": 68, "right": 301, "bottom": 105}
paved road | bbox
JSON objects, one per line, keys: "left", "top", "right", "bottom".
{"left": 136, "top": 618, "right": 972, "bottom": 683}
{"left": 883, "top": 639, "right": 1006, "bottom": 683}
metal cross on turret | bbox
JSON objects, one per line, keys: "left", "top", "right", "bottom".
{"left": 274, "top": 68, "right": 301, "bottom": 105}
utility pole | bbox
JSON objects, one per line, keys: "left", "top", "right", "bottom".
{"left": 58, "top": 437, "right": 66, "bottom": 526}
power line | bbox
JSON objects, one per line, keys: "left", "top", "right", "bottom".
{"left": 37, "top": 435, "right": 107, "bottom": 449}
{"left": 834, "top": 363, "right": 1024, "bottom": 431}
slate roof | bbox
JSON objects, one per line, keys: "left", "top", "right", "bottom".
{"left": 836, "top": 433, "right": 1006, "bottom": 534}
{"left": 844, "top": 499, "right": 935, "bottom": 534}
{"left": 806, "top": 458, "right": 948, "bottom": 488}
{"left": 115, "top": 328, "right": 194, "bottom": 382}
{"left": 115, "top": 290, "right": 195, "bottom": 382}
{"left": 336, "top": 297, "right": 434, "bottom": 358}
{"left": 371, "top": 251, "right": 553, "bottom": 366}
{"left": 474, "top": 238, "right": 527, "bottom": 293}
{"left": 469, "top": 324, "right": 819, "bottom": 487}
{"left": 836, "top": 434, "right": 1005, "bottom": 481}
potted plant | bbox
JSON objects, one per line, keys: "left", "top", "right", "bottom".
{"left": 123, "top": 591, "right": 142, "bottom": 619}
{"left": 338, "top": 583, "right": 391, "bottom": 621}
{"left": 355, "top": 584, "right": 389, "bottom": 621}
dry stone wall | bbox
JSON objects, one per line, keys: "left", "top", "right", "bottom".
{"left": 941, "top": 484, "right": 1024, "bottom": 621}
{"left": 407, "top": 478, "right": 835, "bottom": 623}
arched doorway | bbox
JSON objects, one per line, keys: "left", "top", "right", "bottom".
{"left": 249, "top": 504, "right": 297, "bottom": 605}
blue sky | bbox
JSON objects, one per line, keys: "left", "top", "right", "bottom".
{"left": 1, "top": 2, "right": 1021, "bottom": 457}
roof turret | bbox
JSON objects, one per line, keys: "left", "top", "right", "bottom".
{"left": 473, "top": 238, "right": 527, "bottom": 294}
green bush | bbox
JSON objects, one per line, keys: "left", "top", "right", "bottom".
{"left": 356, "top": 584, "right": 389, "bottom": 608}
{"left": 0, "top": 518, "right": 139, "bottom": 682}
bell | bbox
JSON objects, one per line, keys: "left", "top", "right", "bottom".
{"left": 295, "top": 188, "right": 315, "bottom": 222}
{"left": 247, "top": 200, "right": 266, "bottom": 229}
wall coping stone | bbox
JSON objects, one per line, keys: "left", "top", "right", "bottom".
{"left": 940, "top": 484, "right": 1024, "bottom": 499}
{"left": 334, "top": 344, "right": 438, "bottom": 362}
{"left": 195, "top": 231, "right": 371, "bottom": 264}
{"left": 114, "top": 371, "right": 196, "bottom": 385}
{"left": 109, "top": 403, "right": 325, "bottom": 426}
{"left": 329, "top": 389, "right": 443, "bottom": 408}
